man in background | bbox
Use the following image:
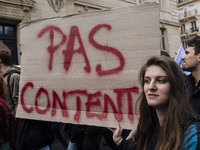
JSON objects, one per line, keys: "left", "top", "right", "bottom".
{"left": 181, "top": 36, "right": 200, "bottom": 116}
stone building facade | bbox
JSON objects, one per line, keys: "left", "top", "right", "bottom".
{"left": 0, "top": 0, "right": 181, "bottom": 64}
{"left": 177, "top": 0, "right": 200, "bottom": 46}
{"left": 159, "top": 0, "right": 182, "bottom": 57}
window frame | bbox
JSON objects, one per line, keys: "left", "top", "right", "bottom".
{"left": 0, "top": 23, "right": 18, "bottom": 65}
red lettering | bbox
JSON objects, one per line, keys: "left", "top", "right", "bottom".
{"left": 21, "top": 82, "right": 34, "bottom": 113}
{"left": 21, "top": 82, "right": 139, "bottom": 123}
{"left": 114, "top": 87, "right": 139, "bottom": 121}
{"left": 51, "top": 91, "right": 68, "bottom": 117}
{"left": 68, "top": 90, "right": 87, "bottom": 122}
{"left": 63, "top": 26, "right": 91, "bottom": 73}
{"left": 35, "top": 87, "right": 51, "bottom": 114}
{"left": 86, "top": 91, "right": 102, "bottom": 119}
{"left": 89, "top": 24, "right": 125, "bottom": 76}
{"left": 103, "top": 94, "right": 122, "bottom": 121}
{"left": 38, "top": 26, "right": 66, "bottom": 71}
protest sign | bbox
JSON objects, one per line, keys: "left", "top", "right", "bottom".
{"left": 16, "top": 3, "right": 160, "bottom": 129}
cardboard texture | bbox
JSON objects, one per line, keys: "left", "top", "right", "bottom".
{"left": 16, "top": 3, "right": 160, "bottom": 129}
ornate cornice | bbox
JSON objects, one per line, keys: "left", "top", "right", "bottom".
{"left": 21, "top": 0, "right": 35, "bottom": 7}
{"left": 21, "top": 0, "right": 34, "bottom": 12}
{"left": 160, "top": 19, "right": 180, "bottom": 27}
{"left": 47, "top": 0, "right": 64, "bottom": 13}
{"left": 177, "top": 0, "right": 199, "bottom": 7}
{"left": 0, "top": 0, "right": 34, "bottom": 7}
{"left": 0, "top": 0, "right": 34, "bottom": 21}
{"left": 74, "top": 0, "right": 110, "bottom": 10}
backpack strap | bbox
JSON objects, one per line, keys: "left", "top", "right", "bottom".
{"left": 7, "top": 70, "right": 20, "bottom": 100}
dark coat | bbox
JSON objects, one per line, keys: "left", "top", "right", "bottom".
{"left": 186, "top": 74, "right": 200, "bottom": 116}
{"left": 118, "top": 118, "right": 159, "bottom": 150}
{"left": 15, "top": 119, "right": 54, "bottom": 150}
{"left": 118, "top": 121, "right": 200, "bottom": 150}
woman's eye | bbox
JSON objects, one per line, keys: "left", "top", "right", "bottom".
{"left": 157, "top": 79, "right": 167, "bottom": 83}
{"left": 144, "top": 79, "right": 150, "bottom": 84}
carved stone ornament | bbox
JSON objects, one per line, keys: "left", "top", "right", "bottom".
{"left": 47, "top": 0, "right": 64, "bottom": 13}
{"left": 21, "top": 0, "right": 35, "bottom": 6}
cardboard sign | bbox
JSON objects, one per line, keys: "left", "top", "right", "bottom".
{"left": 17, "top": 3, "right": 160, "bottom": 129}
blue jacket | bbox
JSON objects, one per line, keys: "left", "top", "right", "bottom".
{"left": 182, "top": 123, "right": 200, "bottom": 150}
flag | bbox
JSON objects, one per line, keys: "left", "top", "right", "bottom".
{"left": 174, "top": 45, "right": 191, "bottom": 75}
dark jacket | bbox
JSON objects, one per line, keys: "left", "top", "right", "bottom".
{"left": 68, "top": 124, "right": 103, "bottom": 150}
{"left": 118, "top": 122, "right": 200, "bottom": 150}
{"left": 118, "top": 118, "right": 159, "bottom": 150}
{"left": 186, "top": 74, "right": 200, "bottom": 116}
{"left": 15, "top": 118, "right": 54, "bottom": 150}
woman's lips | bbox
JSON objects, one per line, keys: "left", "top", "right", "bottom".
{"left": 147, "top": 94, "right": 159, "bottom": 98}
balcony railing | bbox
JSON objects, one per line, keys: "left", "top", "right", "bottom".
{"left": 181, "top": 27, "right": 199, "bottom": 35}
{"left": 187, "top": 9, "right": 197, "bottom": 17}
{"left": 179, "top": 12, "right": 186, "bottom": 20}
{"left": 190, "top": 27, "right": 199, "bottom": 32}
{"left": 178, "top": 9, "right": 197, "bottom": 20}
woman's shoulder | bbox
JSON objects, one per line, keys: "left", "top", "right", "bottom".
{"left": 182, "top": 122, "right": 200, "bottom": 150}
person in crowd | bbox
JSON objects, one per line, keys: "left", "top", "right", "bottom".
{"left": 181, "top": 36, "right": 200, "bottom": 116}
{"left": 0, "top": 75, "right": 13, "bottom": 150}
{"left": 0, "top": 41, "right": 53, "bottom": 150}
{"left": 102, "top": 128, "right": 119, "bottom": 150}
{"left": 0, "top": 41, "right": 20, "bottom": 115}
{"left": 112, "top": 56, "right": 200, "bottom": 150}
{"left": 51, "top": 122, "right": 68, "bottom": 149}
{"left": 67, "top": 124, "right": 86, "bottom": 150}
{"left": 124, "top": 49, "right": 172, "bottom": 142}
{"left": 15, "top": 118, "right": 54, "bottom": 150}
{"left": 67, "top": 124, "right": 103, "bottom": 150}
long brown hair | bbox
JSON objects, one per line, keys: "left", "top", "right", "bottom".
{"left": 0, "top": 75, "right": 7, "bottom": 100}
{"left": 136, "top": 56, "right": 195, "bottom": 150}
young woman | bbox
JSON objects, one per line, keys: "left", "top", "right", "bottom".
{"left": 112, "top": 56, "right": 200, "bottom": 150}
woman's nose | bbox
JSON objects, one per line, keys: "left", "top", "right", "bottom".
{"left": 149, "top": 81, "right": 156, "bottom": 90}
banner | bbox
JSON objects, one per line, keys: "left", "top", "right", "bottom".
{"left": 16, "top": 3, "right": 160, "bottom": 129}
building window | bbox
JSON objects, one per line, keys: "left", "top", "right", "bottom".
{"left": 189, "top": 5, "right": 195, "bottom": 16}
{"left": 181, "top": 24, "right": 185, "bottom": 34}
{"left": 160, "top": 28, "right": 165, "bottom": 50}
{"left": 191, "top": 21, "right": 197, "bottom": 32}
{"left": 133, "top": 0, "right": 141, "bottom": 4}
{"left": 4, "top": 26, "right": 15, "bottom": 36}
{"left": 178, "top": 8, "right": 185, "bottom": 19}
{"left": 177, "top": 0, "right": 186, "bottom": 3}
{"left": 155, "top": 0, "right": 162, "bottom": 9}
{"left": 0, "top": 24, "right": 18, "bottom": 64}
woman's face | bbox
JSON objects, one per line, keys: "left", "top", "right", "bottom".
{"left": 144, "top": 65, "right": 170, "bottom": 110}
